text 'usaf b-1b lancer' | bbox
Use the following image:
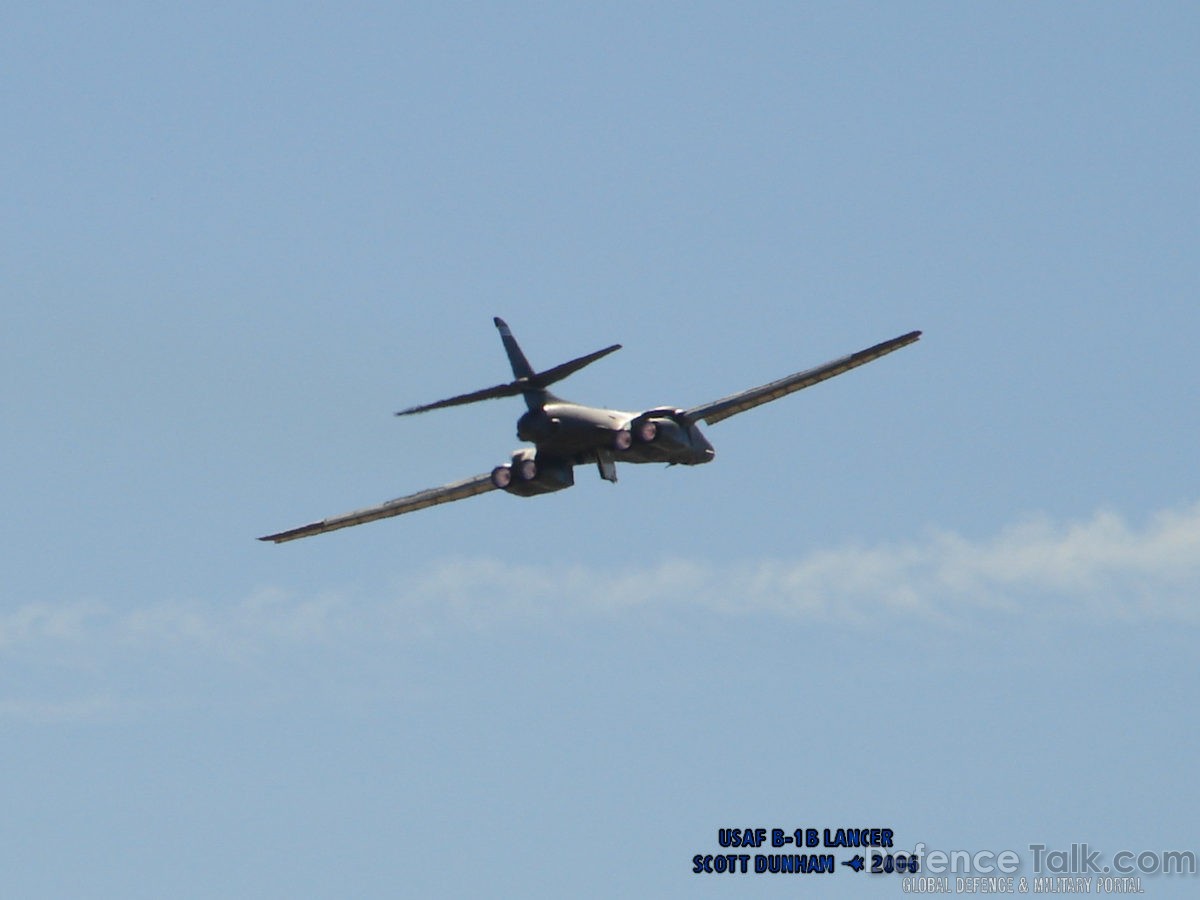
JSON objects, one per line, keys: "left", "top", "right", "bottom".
{"left": 259, "top": 318, "right": 920, "bottom": 543}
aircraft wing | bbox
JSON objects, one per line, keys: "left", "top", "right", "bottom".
{"left": 684, "top": 330, "right": 921, "bottom": 425}
{"left": 259, "top": 472, "right": 497, "bottom": 543}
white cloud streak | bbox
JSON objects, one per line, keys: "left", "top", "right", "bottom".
{"left": 2, "top": 502, "right": 1197, "bottom": 668}
{"left": 409, "top": 502, "right": 1200, "bottom": 626}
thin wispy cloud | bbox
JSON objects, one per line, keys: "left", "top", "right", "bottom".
{"left": 0, "top": 694, "right": 132, "bottom": 724}
{"left": 2, "top": 502, "right": 1197, "bottom": 667}
{"left": 411, "top": 502, "right": 1200, "bottom": 626}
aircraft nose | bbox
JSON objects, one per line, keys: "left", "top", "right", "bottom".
{"left": 691, "top": 431, "right": 715, "bottom": 463}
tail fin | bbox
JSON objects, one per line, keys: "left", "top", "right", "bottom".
{"left": 395, "top": 318, "right": 621, "bottom": 416}
{"left": 494, "top": 317, "right": 534, "bottom": 380}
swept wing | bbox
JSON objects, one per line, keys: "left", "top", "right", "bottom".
{"left": 258, "top": 473, "right": 496, "bottom": 543}
{"left": 684, "top": 330, "right": 921, "bottom": 425}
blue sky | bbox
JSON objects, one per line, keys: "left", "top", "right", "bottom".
{"left": 2, "top": 3, "right": 1197, "bottom": 897}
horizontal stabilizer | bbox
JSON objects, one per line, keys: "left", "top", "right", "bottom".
{"left": 533, "top": 343, "right": 621, "bottom": 388}
{"left": 396, "top": 381, "right": 527, "bottom": 416}
{"left": 397, "top": 318, "right": 621, "bottom": 416}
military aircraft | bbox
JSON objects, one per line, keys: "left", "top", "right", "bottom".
{"left": 259, "top": 318, "right": 920, "bottom": 543}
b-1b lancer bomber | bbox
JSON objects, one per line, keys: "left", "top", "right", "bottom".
{"left": 259, "top": 318, "right": 920, "bottom": 543}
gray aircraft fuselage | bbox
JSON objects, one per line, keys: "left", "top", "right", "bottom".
{"left": 516, "top": 399, "right": 714, "bottom": 465}
{"left": 497, "top": 396, "right": 714, "bottom": 497}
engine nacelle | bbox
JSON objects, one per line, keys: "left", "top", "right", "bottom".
{"left": 630, "top": 411, "right": 688, "bottom": 450}
{"left": 622, "top": 407, "right": 714, "bottom": 465}
{"left": 633, "top": 420, "right": 657, "bottom": 443}
{"left": 491, "top": 449, "right": 575, "bottom": 497}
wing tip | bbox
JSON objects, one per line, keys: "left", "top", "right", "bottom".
{"left": 258, "top": 522, "right": 323, "bottom": 543}
{"left": 886, "top": 329, "right": 922, "bottom": 349}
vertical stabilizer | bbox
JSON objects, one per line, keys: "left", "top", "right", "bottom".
{"left": 494, "top": 317, "right": 534, "bottom": 380}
